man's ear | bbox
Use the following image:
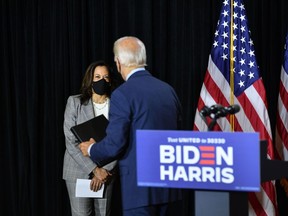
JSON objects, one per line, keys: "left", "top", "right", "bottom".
{"left": 116, "top": 58, "right": 121, "bottom": 66}
{"left": 115, "top": 58, "right": 121, "bottom": 72}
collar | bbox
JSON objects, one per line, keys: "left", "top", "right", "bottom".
{"left": 126, "top": 67, "right": 145, "bottom": 81}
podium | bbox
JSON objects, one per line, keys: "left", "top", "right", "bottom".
{"left": 136, "top": 130, "right": 288, "bottom": 216}
{"left": 195, "top": 140, "right": 288, "bottom": 216}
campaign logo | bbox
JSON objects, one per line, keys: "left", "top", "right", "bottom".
{"left": 159, "top": 144, "right": 234, "bottom": 184}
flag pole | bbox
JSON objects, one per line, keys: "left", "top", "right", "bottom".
{"left": 229, "top": 0, "right": 235, "bottom": 131}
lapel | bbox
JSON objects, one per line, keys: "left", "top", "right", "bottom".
{"left": 80, "top": 98, "right": 95, "bottom": 121}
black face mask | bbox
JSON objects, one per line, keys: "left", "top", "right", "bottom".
{"left": 92, "top": 79, "right": 110, "bottom": 95}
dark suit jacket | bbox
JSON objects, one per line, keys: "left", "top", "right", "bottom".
{"left": 90, "top": 70, "right": 182, "bottom": 210}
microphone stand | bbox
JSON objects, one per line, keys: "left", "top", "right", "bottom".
{"left": 197, "top": 105, "right": 247, "bottom": 216}
{"left": 208, "top": 117, "right": 217, "bottom": 131}
{"left": 199, "top": 109, "right": 222, "bottom": 131}
{"left": 200, "top": 105, "right": 239, "bottom": 131}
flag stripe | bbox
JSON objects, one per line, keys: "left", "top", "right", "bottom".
{"left": 248, "top": 192, "right": 266, "bottom": 215}
{"left": 279, "top": 68, "right": 288, "bottom": 111}
{"left": 276, "top": 109, "right": 288, "bottom": 151}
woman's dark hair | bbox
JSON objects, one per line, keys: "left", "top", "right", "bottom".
{"left": 79, "top": 60, "right": 116, "bottom": 105}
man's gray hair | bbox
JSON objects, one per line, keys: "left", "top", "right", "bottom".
{"left": 113, "top": 36, "right": 147, "bottom": 67}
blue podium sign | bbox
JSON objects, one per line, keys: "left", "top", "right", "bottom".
{"left": 136, "top": 130, "right": 260, "bottom": 192}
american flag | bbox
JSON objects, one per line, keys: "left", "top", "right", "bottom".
{"left": 275, "top": 34, "right": 288, "bottom": 194}
{"left": 276, "top": 34, "right": 288, "bottom": 161}
{"left": 193, "top": 0, "right": 278, "bottom": 215}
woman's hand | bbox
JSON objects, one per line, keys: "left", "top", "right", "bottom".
{"left": 90, "top": 176, "right": 103, "bottom": 192}
{"left": 90, "top": 167, "right": 112, "bottom": 191}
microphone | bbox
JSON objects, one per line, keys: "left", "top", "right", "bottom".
{"left": 201, "top": 104, "right": 241, "bottom": 130}
{"left": 200, "top": 104, "right": 225, "bottom": 117}
{"left": 215, "top": 104, "right": 241, "bottom": 118}
{"left": 200, "top": 104, "right": 240, "bottom": 120}
{"left": 214, "top": 108, "right": 228, "bottom": 118}
{"left": 208, "top": 104, "right": 224, "bottom": 114}
{"left": 199, "top": 105, "right": 210, "bottom": 117}
{"left": 199, "top": 104, "right": 224, "bottom": 117}
{"left": 224, "top": 104, "right": 240, "bottom": 114}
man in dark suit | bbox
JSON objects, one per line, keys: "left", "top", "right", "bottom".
{"left": 80, "top": 36, "right": 183, "bottom": 216}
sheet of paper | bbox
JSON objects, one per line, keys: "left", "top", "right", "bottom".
{"left": 75, "top": 179, "right": 104, "bottom": 198}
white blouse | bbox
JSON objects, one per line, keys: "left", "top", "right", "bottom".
{"left": 93, "top": 98, "right": 110, "bottom": 119}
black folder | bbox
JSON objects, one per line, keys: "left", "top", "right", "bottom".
{"left": 70, "top": 114, "right": 109, "bottom": 143}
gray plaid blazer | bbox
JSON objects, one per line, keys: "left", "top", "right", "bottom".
{"left": 62, "top": 95, "right": 117, "bottom": 181}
